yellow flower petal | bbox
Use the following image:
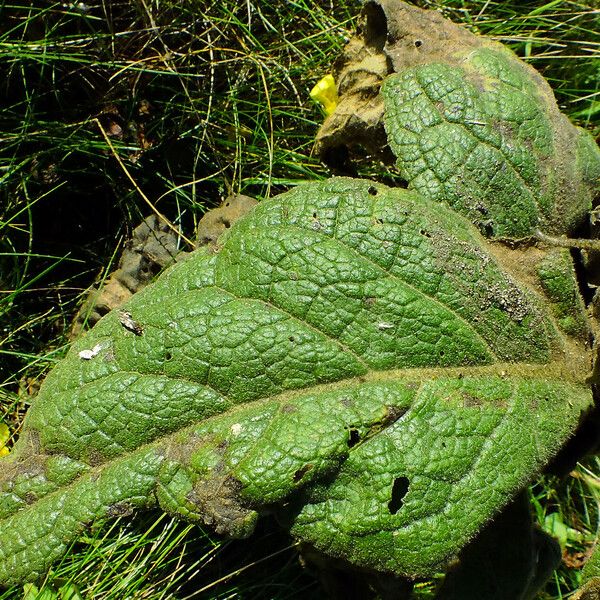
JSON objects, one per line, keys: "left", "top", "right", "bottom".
{"left": 310, "top": 74, "right": 339, "bottom": 116}
{"left": 0, "top": 423, "right": 10, "bottom": 456}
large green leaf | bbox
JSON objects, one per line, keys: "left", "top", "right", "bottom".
{"left": 381, "top": 49, "right": 600, "bottom": 238}
{"left": 0, "top": 178, "right": 592, "bottom": 585}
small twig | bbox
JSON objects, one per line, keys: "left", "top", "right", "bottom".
{"left": 535, "top": 229, "right": 600, "bottom": 252}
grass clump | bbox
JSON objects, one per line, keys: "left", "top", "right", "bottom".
{"left": 0, "top": 0, "right": 598, "bottom": 598}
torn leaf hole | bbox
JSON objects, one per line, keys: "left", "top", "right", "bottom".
{"left": 368, "top": 185, "right": 378, "bottom": 196}
{"left": 388, "top": 477, "right": 410, "bottom": 514}
{"left": 347, "top": 427, "right": 360, "bottom": 448}
{"left": 293, "top": 464, "right": 313, "bottom": 483}
{"left": 414, "top": 39, "right": 423, "bottom": 48}
{"left": 482, "top": 221, "right": 495, "bottom": 237}
{"left": 571, "top": 247, "right": 595, "bottom": 305}
{"left": 165, "top": 351, "right": 173, "bottom": 361}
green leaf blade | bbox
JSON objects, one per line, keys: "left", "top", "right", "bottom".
{"left": 382, "top": 45, "right": 599, "bottom": 239}
{"left": 0, "top": 178, "right": 592, "bottom": 585}
{"left": 289, "top": 375, "right": 591, "bottom": 577}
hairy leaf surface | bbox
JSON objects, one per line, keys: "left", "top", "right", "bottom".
{"left": 0, "top": 178, "right": 592, "bottom": 585}
{"left": 381, "top": 49, "right": 600, "bottom": 238}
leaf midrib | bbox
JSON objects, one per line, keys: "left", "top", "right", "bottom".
{"left": 4, "top": 359, "right": 588, "bottom": 531}
{"left": 40, "top": 360, "right": 589, "bottom": 462}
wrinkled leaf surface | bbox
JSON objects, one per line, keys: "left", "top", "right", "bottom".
{"left": 0, "top": 178, "right": 592, "bottom": 584}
